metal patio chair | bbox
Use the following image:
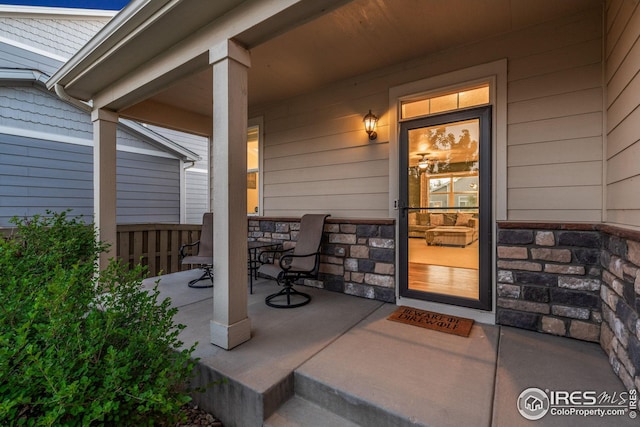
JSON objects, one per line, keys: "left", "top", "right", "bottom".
{"left": 258, "top": 214, "right": 329, "bottom": 308}
{"left": 180, "top": 212, "right": 214, "bottom": 288}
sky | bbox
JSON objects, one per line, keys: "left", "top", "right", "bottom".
{"left": 0, "top": 0, "right": 129, "bottom": 10}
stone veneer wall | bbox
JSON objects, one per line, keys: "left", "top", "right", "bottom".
{"left": 599, "top": 225, "right": 640, "bottom": 390}
{"left": 496, "top": 223, "right": 602, "bottom": 342}
{"left": 497, "top": 222, "right": 640, "bottom": 390}
{"left": 248, "top": 217, "right": 396, "bottom": 303}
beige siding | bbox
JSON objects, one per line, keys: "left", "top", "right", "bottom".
{"left": 508, "top": 137, "right": 602, "bottom": 167}
{"left": 508, "top": 209, "right": 602, "bottom": 223}
{"left": 507, "top": 113, "right": 602, "bottom": 146}
{"left": 605, "top": 0, "right": 640, "bottom": 228}
{"left": 257, "top": 87, "right": 390, "bottom": 218}
{"left": 508, "top": 88, "right": 602, "bottom": 124}
{"left": 508, "top": 63, "right": 601, "bottom": 103}
{"left": 487, "top": 5, "right": 602, "bottom": 221}
{"left": 252, "top": 5, "right": 604, "bottom": 221}
{"left": 509, "top": 162, "right": 602, "bottom": 188}
{"left": 509, "top": 186, "right": 602, "bottom": 212}
{"left": 608, "top": 104, "right": 640, "bottom": 157}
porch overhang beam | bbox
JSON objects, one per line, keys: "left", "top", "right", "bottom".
{"left": 120, "top": 99, "right": 213, "bottom": 137}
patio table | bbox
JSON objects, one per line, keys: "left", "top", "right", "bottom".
{"left": 248, "top": 241, "right": 280, "bottom": 294}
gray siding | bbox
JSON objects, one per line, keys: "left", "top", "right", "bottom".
{"left": 0, "top": 86, "right": 170, "bottom": 157}
{"left": 0, "top": 85, "right": 181, "bottom": 226}
{"left": 185, "top": 170, "right": 208, "bottom": 224}
{"left": 0, "top": 86, "right": 92, "bottom": 139}
{"left": 0, "top": 41, "right": 63, "bottom": 76}
{"left": 117, "top": 151, "right": 180, "bottom": 224}
{"left": 0, "top": 133, "right": 180, "bottom": 226}
{"left": 0, "top": 133, "right": 93, "bottom": 223}
{"left": 148, "top": 125, "right": 209, "bottom": 224}
{"left": 0, "top": 14, "right": 109, "bottom": 60}
{"left": 0, "top": 13, "right": 183, "bottom": 227}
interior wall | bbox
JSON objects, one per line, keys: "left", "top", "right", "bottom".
{"left": 251, "top": 5, "right": 604, "bottom": 222}
{"left": 605, "top": 0, "right": 640, "bottom": 228}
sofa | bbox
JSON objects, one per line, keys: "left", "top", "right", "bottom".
{"left": 408, "top": 212, "right": 478, "bottom": 246}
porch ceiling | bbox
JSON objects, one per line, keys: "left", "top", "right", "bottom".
{"left": 245, "top": 0, "right": 599, "bottom": 106}
{"left": 55, "top": 0, "right": 600, "bottom": 135}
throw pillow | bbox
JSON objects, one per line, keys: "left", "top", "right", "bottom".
{"left": 416, "top": 213, "right": 429, "bottom": 225}
{"left": 430, "top": 213, "right": 444, "bottom": 226}
{"left": 455, "top": 212, "right": 472, "bottom": 226}
{"left": 443, "top": 213, "right": 457, "bottom": 226}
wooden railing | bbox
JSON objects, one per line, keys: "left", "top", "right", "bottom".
{"left": 117, "top": 223, "right": 202, "bottom": 277}
{"left": 1, "top": 224, "right": 203, "bottom": 278}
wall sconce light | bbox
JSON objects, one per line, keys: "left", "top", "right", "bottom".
{"left": 363, "top": 110, "right": 378, "bottom": 140}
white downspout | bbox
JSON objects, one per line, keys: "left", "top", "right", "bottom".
{"left": 54, "top": 83, "right": 92, "bottom": 112}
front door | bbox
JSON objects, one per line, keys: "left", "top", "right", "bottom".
{"left": 399, "top": 106, "right": 491, "bottom": 310}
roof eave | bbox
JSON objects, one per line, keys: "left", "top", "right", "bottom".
{"left": 119, "top": 119, "right": 201, "bottom": 162}
{"left": 0, "top": 69, "right": 48, "bottom": 86}
{"left": 0, "top": 68, "right": 198, "bottom": 161}
{"left": 46, "top": 0, "right": 175, "bottom": 94}
{"left": 0, "top": 5, "right": 117, "bottom": 18}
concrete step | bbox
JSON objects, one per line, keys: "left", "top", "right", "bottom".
{"left": 291, "top": 370, "right": 424, "bottom": 427}
{"left": 263, "top": 396, "right": 360, "bottom": 427}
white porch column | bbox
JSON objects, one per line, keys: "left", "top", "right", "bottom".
{"left": 91, "top": 109, "right": 118, "bottom": 270}
{"left": 209, "top": 39, "right": 251, "bottom": 350}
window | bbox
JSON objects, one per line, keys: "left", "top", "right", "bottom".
{"left": 427, "top": 174, "right": 478, "bottom": 210}
{"left": 247, "top": 125, "right": 259, "bottom": 215}
{"left": 401, "top": 83, "right": 489, "bottom": 120}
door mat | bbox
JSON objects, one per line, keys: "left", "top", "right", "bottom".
{"left": 387, "top": 306, "right": 474, "bottom": 337}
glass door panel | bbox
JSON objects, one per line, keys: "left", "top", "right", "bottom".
{"left": 400, "top": 107, "right": 491, "bottom": 310}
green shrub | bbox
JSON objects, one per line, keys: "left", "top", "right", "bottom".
{"left": 0, "top": 211, "right": 197, "bottom": 426}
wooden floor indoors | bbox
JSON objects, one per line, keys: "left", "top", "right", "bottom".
{"left": 409, "top": 263, "right": 479, "bottom": 299}
{"left": 408, "top": 237, "right": 479, "bottom": 299}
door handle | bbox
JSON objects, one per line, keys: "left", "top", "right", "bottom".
{"left": 395, "top": 200, "right": 408, "bottom": 218}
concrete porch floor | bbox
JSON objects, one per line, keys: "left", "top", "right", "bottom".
{"left": 144, "top": 270, "right": 636, "bottom": 427}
